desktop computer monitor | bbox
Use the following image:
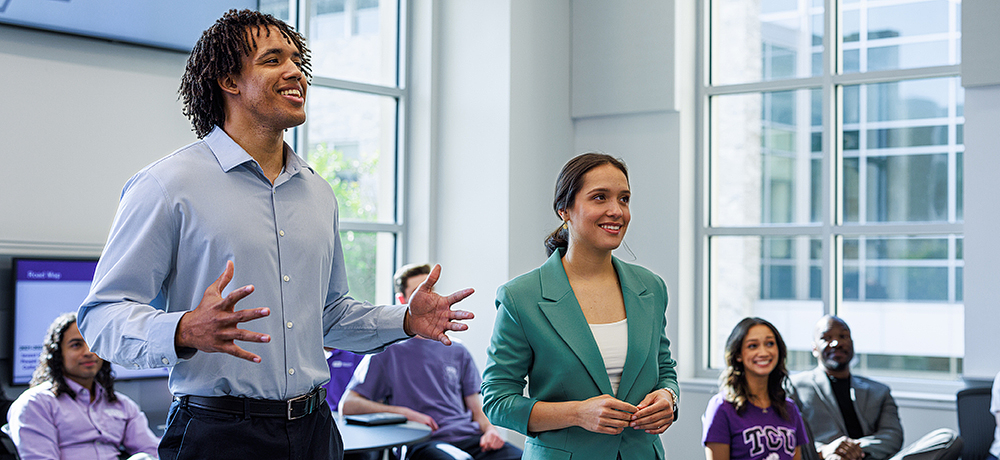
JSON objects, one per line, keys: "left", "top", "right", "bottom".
{"left": 11, "top": 257, "right": 169, "bottom": 386}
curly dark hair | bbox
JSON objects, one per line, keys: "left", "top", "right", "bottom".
{"left": 30, "top": 312, "right": 117, "bottom": 402}
{"left": 719, "top": 317, "right": 790, "bottom": 420}
{"left": 179, "top": 9, "right": 312, "bottom": 138}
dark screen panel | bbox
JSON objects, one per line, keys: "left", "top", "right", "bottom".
{"left": 0, "top": 0, "right": 258, "bottom": 52}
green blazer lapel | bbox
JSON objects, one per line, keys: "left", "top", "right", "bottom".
{"left": 537, "top": 251, "right": 616, "bottom": 396}
{"left": 615, "top": 258, "right": 654, "bottom": 402}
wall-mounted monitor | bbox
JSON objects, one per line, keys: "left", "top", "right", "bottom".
{"left": 11, "top": 257, "right": 169, "bottom": 386}
{"left": 0, "top": 0, "right": 258, "bottom": 53}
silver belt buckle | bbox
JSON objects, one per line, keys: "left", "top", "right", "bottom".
{"left": 286, "top": 392, "right": 310, "bottom": 420}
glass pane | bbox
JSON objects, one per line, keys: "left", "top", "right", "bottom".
{"left": 309, "top": 0, "right": 398, "bottom": 86}
{"left": 708, "top": 236, "right": 823, "bottom": 370}
{"left": 711, "top": 0, "right": 823, "bottom": 85}
{"left": 843, "top": 235, "right": 960, "bottom": 301}
{"left": 340, "top": 230, "right": 396, "bottom": 305}
{"left": 841, "top": 77, "right": 963, "bottom": 223}
{"left": 839, "top": 235, "right": 963, "bottom": 378}
{"left": 865, "top": 79, "right": 952, "bottom": 122}
{"left": 840, "top": 0, "right": 961, "bottom": 74}
{"left": 712, "top": 89, "right": 821, "bottom": 226}
{"left": 956, "top": 151, "right": 963, "bottom": 220}
{"left": 843, "top": 153, "right": 949, "bottom": 222}
{"left": 259, "top": 0, "right": 291, "bottom": 21}
{"left": 308, "top": 87, "right": 397, "bottom": 223}
{"left": 851, "top": 354, "right": 961, "bottom": 379}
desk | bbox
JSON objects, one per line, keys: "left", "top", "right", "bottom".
{"left": 336, "top": 413, "right": 431, "bottom": 459}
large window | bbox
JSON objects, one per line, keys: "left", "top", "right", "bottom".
{"left": 703, "top": 0, "right": 963, "bottom": 379}
{"left": 260, "top": 0, "right": 405, "bottom": 305}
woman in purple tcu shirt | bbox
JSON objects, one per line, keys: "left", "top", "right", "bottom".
{"left": 702, "top": 317, "right": 810, "bottom": 460}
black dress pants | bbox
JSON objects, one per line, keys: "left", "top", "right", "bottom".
{"left": 158, "top": 398, "right": 343, "bottom": 460}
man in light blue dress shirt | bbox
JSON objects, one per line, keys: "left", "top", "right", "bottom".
{"left": 77, "top": 10, "right": 473, "bottom": 460}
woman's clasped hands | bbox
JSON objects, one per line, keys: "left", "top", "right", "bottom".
{"left": 631, "top": 388, "right": 676, "bottom": 435}
{"left": 574, "top": 389, "right": 675, "bottom": 436}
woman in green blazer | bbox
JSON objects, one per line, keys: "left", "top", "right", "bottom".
{"left": 481, "top": 153, "right": 679, "bottom": 460}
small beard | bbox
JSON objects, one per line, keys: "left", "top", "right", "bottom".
{"left": 823, "top": 357, "right": 850, "bottom": 372}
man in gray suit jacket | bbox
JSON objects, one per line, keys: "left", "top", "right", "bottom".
{"left": 790, "top": 316, "right": 961, "bottom": 460}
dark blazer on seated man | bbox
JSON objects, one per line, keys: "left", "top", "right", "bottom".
{"left": 790, "top": 315, "right": 961, "bottom": 460}
{"left": 792, "top": 365, "right": 903, "bottom": 459}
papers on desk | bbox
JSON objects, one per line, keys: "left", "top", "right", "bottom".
{"left": 344, "top": 413, "right": 408, "bottom": 426}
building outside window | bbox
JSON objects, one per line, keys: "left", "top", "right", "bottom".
{"left": 703, "top": 0, "right": 963, "bottom": 379}
{"left": 260, "top": 0, "right": 404, "bottom": 305}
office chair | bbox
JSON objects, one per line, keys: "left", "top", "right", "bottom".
{"left": 0, "top": 424, "right": 20, "bottom": 460}
{"left": 956, "top": 386, "right": 995, "bottom": 460}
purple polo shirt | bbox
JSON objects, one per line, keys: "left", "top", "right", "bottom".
{"left": 346, "top": 338, "right": 482, "bottom": 444}
{"left": 6, "top": 379, "right": 160, "bottom": 460}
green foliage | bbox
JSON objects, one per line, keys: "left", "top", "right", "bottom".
{"left": 309, "top": 143, "right": 378, "bottom": 222}
{"left": 339, "top": 230, "right": 377, "bottom": 302}
{"left": 309, "top": 143, "right": 380, "bottom": 301}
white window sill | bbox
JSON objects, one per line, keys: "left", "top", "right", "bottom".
{"left": 679, "top": 374, "right": 968, "bottom": 411}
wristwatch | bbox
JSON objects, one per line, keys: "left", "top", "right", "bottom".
{"left": 664, "top": 388, "right": 679, "bottom": 421}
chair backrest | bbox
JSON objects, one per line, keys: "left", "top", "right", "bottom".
{"left": 956, "top": 386, "right": 995, "bottom": 460}
{"left": 0, "top": 423, "right": 20, "bottom": 460}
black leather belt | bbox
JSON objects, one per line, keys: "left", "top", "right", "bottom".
{"left": 179, "top": 387, "right": 327, "bottom": 420}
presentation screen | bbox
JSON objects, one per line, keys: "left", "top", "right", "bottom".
{"left": 0, "top": 0, "right": 258, "bottom": 52}
{"left": 12, "top": 258, "right": 169, "bottom": 385}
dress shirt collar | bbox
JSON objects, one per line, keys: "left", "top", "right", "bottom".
{"left": 203, "top": 126, "right": 310, "bottom": 178}
{"left": 62, "top": 377, "right": 104, "bottom": 402}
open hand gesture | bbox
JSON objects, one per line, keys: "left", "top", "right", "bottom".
{"left": 174, "top": 261, "right": 271, "bottom": 362}
{"left": 403, "top": 264, "right": 474, "bottom": 345}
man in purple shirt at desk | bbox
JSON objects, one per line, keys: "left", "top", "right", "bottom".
{"left": 7, "top": 313, "right": 160, "bottom": 460}
{"left": 342, "top": 264, "right": 522, "bottom": 460}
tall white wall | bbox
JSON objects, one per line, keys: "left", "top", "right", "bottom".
{"left": 0, "top": 23, "right": 196, "bottom": 429}
{"left": 963, "top": 84, "right": 1000, "bottom": 380}
{"left": 508, "top": 0, "right": 575, "bottom": 281}
{"left": 0, "top": 25, "right": 196, "bottom": 254}
{"left": 409, "top": 0, "right": 574, "bottom": 375}
{"left": 960, "top": 0, "right": 1000, "bottom": 381}
{"left": 414, "top": 0, "right": 514, "bottom": 374}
